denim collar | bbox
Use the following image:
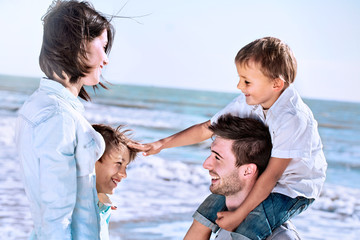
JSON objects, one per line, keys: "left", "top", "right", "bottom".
{"left": 39, "top": 77, "right": 85, "bottom": 113}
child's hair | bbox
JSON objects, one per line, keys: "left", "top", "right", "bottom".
{"left": 209, "top": 114, "right": 272, "bottom": 176}
{"left": 39, "top": 0, "right": 115, "bottom": 101}
{"left": 92, "top": 124, "right": 140, "bottom": 162}
{"left": 235, "top": 37, "right": 297, "bottom": 87}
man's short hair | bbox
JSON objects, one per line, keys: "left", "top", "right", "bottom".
{"left": 209, "top": 114, "right": 272, "bottom": 176}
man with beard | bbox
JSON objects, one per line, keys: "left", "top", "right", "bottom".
{"left": 185, "top": 114, "right": 301, "bottom": 240}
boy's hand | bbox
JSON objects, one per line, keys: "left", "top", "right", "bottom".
{"left": 215, "top": 211, "right": 244, "bottom": 232}
{"left": 128, "top": 141, "right": 163, "bottom": 156}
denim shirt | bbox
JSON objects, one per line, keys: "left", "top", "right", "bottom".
{"left": 16, "top": 78, "right": 105, "bottom": 240}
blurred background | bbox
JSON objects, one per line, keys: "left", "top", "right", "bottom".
{"left": 0, "top": 0, "right": 359, "bottom": 102}
{"left": 0, "top": 1, "right": 359, "bottom": 239}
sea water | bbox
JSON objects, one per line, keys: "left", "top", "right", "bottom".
{"left": 0, "top": 75, "right": 359, "bottom": 239}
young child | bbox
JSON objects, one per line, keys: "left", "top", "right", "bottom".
{"left": 133, "top": 37, "right": 327, "bottom": 239}
{"left": 15, "top": 1, "right": 115, "bottom": 239}
{"left": 92, "top": 124, "right": 139, "bottom": 240}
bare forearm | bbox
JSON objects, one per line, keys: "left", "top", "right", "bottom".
{"left": 235, "top": 157, "right": 291, "bottom": 219}
{"left": 159, "top": 120, "right": 212, "bottom": 150}
{"left": 129, "top": 120, "right": 212, "bottom": 156}
{"left": 237, "top": 172, "right": 278, "bottom": 216}
{"left": 184, "top": 220, "right": 212, "bottom": 240}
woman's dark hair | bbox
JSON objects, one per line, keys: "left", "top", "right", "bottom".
{"left": 39, "top": 0, "right": 115, "bottom": 100}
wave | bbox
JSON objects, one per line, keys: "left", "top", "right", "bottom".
{"left": 319, "top": 123, "right": 350, "bottom": 130}
{"left": 1, "top": 104, "right": 360, "bottom": 239}
{"left": 84, "top": 102, "right": 207, "bottom": 130}
{"left": 110, "top": 155, "right": 360, "bottom": 223}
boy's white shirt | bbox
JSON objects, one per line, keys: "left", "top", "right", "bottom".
{"left": 211, "top": 85, "right": 327, "bottom": 199}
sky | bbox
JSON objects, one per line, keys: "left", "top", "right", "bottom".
{"left": 0, "top": 0, "right": 359, "bottom": 102}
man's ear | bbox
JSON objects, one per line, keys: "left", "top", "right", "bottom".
{"left": 243, "top": 163, "right": 258, "bottom": 177}
{"left": 272, "top": 78, "right": 285, "bottom": 92}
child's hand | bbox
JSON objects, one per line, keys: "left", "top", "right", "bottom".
{"left": 128, "top": 141, "right": 163, "bottom": 156}
{"left": 215, "top": 211, "right": 243, "bottom": 232}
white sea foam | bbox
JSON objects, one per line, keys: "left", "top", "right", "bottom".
{"left": 84, "top": 102, "right": 207, "bottom": 130}
{"left": 1, "top": 89, "right": 360, "bottom": 239}
{"left": 105, "top": 155, "right": 360, "bottom": 239}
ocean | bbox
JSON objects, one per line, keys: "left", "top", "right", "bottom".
{"left": 0, "top": 74, "right": 359, "bottom": 239}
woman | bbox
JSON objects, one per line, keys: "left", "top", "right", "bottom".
{"left": 15, "top": 1, "right": 115, "bottom": 239}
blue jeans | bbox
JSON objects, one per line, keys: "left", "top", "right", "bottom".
{"left": 193, "top": 193, "right": 314, "bottom": 240}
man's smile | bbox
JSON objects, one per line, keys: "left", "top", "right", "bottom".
{"left": 209, "top": 172, "right": 220, "bottom": 184}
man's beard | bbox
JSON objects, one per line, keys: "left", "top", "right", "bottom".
{"left": 210, "top": 169, "right": 243, "bottom": 196}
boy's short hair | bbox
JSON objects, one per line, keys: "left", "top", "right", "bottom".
{"left": 235, "top": 37, "right": 297, "bottom": 86}
{"left": 92, "top": 124, "right": 140, "bottom": 162}
{"left": 209, "top": 114, "right": 272, "bottom": 176}
{"left": 39, "top": 0, "right": 115, "bottom": 101}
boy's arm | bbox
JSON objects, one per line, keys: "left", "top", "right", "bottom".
{"left": 184, "top": 219, "right": 212, "bottom": 240}
{"left": 216, "top": 157, "right": 291, "bottom": 231}
{"left": 130, "top": 120, "right": 212, "bottom": 156}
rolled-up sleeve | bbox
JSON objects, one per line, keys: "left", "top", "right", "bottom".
{"left": 33, "top": 112, "right": 77, "bottom": 240}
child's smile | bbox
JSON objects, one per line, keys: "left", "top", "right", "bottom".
{"left": 236, "top": 61, "right": 281, "bottom": 110}
{"left": 95, "top": 149, "right": 130, "bottom": 194}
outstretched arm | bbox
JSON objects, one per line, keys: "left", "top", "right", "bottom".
{"left": 130, "top": 120, "right": 212, "bottom": 156}
{"left": 216, "top": 157, "right": 291, "bottom": 231}
{"left": 184, "top": 219, "right": 212, "bottom": 240}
